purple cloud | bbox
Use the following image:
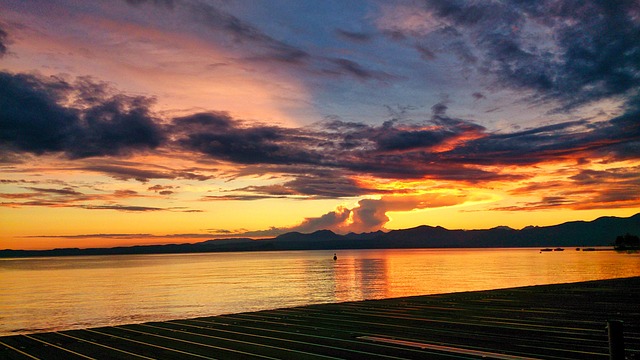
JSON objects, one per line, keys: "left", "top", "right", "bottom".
{"left": 0, "top": 72, "right": 164, "bottom": 158}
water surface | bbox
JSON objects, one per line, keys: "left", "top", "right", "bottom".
{"left": 1, "top": 248, "right": 638, "bottom": 335}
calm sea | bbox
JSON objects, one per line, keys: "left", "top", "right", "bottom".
{"left": 1, "top": 248, "right": 639, "bottom": 336}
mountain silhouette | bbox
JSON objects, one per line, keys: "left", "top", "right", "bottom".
{"left": 2, "top": 213, "right": 638, "bottom": 257}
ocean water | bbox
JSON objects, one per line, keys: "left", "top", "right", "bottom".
{"left": 1, "top": 248, "right": 639, "bottom": 336}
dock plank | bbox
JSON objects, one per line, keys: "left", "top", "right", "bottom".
{"left": 2, "top": 277, "right": 639, "bottom": 360}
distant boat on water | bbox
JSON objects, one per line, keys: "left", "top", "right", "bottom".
{"left": 540, "top": 248, "right": 553, "bottom": 252}
{"left": 554, "top": 247, "right": 565, "bottom": 251}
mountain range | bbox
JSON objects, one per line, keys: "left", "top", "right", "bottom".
{"left": 2, "top": 213, "right": 639, "bottom": 257}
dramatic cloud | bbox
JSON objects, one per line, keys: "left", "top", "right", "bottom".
{"left": 445, "top": 111, "right": 640, "bottom": 165}
{"left": 493, "top": 165, "right": 640, "bottom": 212}
{"left": 172, "top": 112, "right": 323, "bottom": 165}
{"left": 352, "top": 193, "right": 474, "bottom": 232}
{"left": 281, "top": 175, "right": 381, "bottom": 198}
{"left": 223, "top": 174, "right": 385, "bottom": 199}
{"left": 3, "top": 68, "right": 638, "bottom": 198}
{"left": 385, "top": 0, "right": 640, "bottom": 111}
{"left": 0, "top": 72, "right": 164, "bottom": 158}
{"left": 169, "top": 112, "right": 519, "bottom": 184}
{"left": 196, "top": 108, "right": 639, "bottom": 203}
{"left": 290, "top": 206, "right": 352, "bottom": 234}
{"left": 266, "top": 192, "right": 477, "bottom": 234}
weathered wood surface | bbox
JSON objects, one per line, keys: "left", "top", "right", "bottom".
{"left": 2, "top": 277, "right": 639, "bottom": 359}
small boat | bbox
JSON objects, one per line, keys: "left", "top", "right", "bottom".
{"left": 540, "top": 248, "right": 553, "bottom": 252}
{"left": 553, "top": 247, "right": 564, "bottom": 251}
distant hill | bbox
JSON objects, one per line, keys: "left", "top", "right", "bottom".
{"left": 2, "top": 213, "right": 639, "bottom": 257}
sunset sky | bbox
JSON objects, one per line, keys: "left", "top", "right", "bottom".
{"left": 1, "top": 0, "right": 639, "bottom": 250}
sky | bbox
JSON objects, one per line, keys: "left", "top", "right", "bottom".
{"left": 1, "top": 0, "right": 639, "bottom": 250}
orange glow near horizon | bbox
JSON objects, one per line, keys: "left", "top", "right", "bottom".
{"left": 2, "top": 153, "right": 640, "bottom": 250}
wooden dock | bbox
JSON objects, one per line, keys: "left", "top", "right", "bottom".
{"left": 1, "top": 277, "right": 639, "bottom": 359}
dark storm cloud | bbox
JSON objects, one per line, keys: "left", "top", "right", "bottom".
{"left": 445, "top": 109, "right": 640, "bottom": 165}
{"left": 321, "top": 113, "right": 485, "bottom": 154}
{"left": 284, "top": 175, "right": 380, "bottom": 198}
{"left": 374, "top": 126, "right": 447, "bottom": 151}
{"left": 180, "top": 113, "right": 508, "bottom": 183}
{"left": 597, "top": 109, "right": 640, "bottom": 160}
{"left": 415, "top": 0, "right": 640, "bottom": 110}
{"left": 171, "top": 112, "right": 517, "bottom": 184}
{"left": 162, "top": 109, "right": 518, "bottom": 191}
{"left": 234, "top": 174, "right": 386, "bottom": 199}
{"left": 2, "top": 65, "right": 638, "bottom": 198}
{"left": 0, "top": 72, "right": 164, "bottom": 158}
{"left": 317, "top": 109, "right": 638, "bottom": 182}
{"left": 173, "top": 112, "right": 323, "bottom": 165}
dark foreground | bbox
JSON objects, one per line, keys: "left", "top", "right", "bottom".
{"left": 2, "top": 277, "right": 639, "bottom": 360}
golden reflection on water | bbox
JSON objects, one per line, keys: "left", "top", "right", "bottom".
{"left": 1, "top": 248, "right": 639, "bottom": 335}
